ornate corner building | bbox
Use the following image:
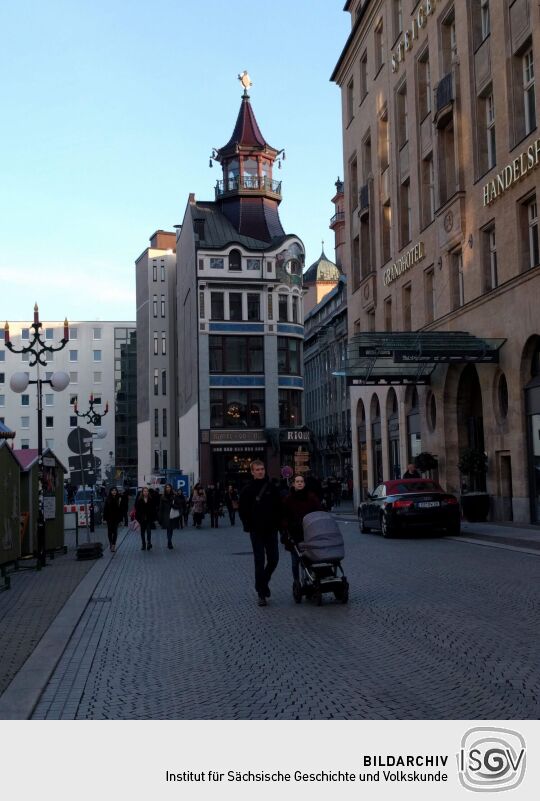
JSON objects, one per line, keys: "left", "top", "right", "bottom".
{"left": 175, "top": 86, "right": 306, "bottom": 486}
{"left": 332, "top": 0, "right": 540, "bottom": 522}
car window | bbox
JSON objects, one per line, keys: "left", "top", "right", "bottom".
{"left": 373, "top": 484, "right": 385, "bottom": 498}
{"left": 395, "top": 481, "right": 440, "bottom": 493}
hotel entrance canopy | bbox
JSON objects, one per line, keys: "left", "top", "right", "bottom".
{"left": 342, "top": 332, "right": 506, "bottom": 385}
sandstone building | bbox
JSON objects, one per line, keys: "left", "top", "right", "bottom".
{"left": 332, "top": 0, "right": 540, "bottom": 521}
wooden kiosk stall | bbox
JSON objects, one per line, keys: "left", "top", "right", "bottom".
{"left": 13, "top": 448, "right": 66, "bottom": 557}
{"left": 0, "top": 429, "right": 22, "bottom": 568}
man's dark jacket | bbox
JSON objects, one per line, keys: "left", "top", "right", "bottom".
{"left": 239, "top": 478, "right": 282, "bottom": 534}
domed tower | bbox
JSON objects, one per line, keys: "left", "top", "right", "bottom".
{"left": 303, "top": 247, "right": 342, "bottom": 315}
{"left": 211, "top": 77, "right": 286, "bottom": 243}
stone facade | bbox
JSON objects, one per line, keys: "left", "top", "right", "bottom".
{"left": 332, "top": 0, "right": 540, "bottom": 521}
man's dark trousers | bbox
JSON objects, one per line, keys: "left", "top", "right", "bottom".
{"left": 249, "top": 529, "right": 279, "bottom": 596}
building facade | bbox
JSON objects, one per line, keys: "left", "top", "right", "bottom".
{"left": 135, "top": 231, "right": 178, "bottom": 486}
{"left": 332, "top": 0, "right": 540, "bottom": 522}
{"left": 304, "top": 180, "right": 351, "bottom": 480}
{"left": 175, "top": 85, "right": 306, "bottom": 487}
{"left": 1, "top": 320, "right": 136, "bottom": 485}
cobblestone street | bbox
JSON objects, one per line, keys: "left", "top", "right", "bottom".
{"left": 25, "top": 515, "right": 540, "bottom": 720}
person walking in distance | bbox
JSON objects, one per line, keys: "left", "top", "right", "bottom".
{"left": 191, "top": 483, "right": 206, "bottom": 529}
{"left": 120, "top": 488, "right": 130, "bottom": 526}
{"left": 159, "top": 483, "right": 177, "bottom": 549}
{"left": 402, "top": 463, "right": 421, "bottom": 479}
{"left": 103, "top": 487, "right": 122, "bottom": 552}
{"left": 174, "top": 489, "right": 187, "bottom": 530}
{"left": 135, "top": 486, "right": 156, "bottom": 550}
{"left": 239, "top": 460, "right": 282, "bottom": 607}
{"left": 224, "top": 484, "right": 239, "bottom": 525}
{"left": 206, "top": 483, "right": 223, "bottom": 528}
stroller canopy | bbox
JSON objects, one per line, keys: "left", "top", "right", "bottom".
{"left": 301, "top": 511, "right": 345, "bottom": 562}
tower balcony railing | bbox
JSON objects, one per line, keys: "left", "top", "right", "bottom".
{"left": 329, "top": 210, "right": 345, "bottom": 226}
{"left": 215, "top": 176, "right": 282, "bottom": 198}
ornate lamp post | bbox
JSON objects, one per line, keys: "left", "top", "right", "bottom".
{"left": 72, "top": 395, "right": 109, "bottom": 533}
{"left": 4, "top": 305, "right": 70, "bottom": 567}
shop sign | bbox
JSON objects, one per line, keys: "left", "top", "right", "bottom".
{"left": 383, "top": 242, "right": 425, "bottom": 286}
{"left": 391, "top": 0, "right": 436, "bottom": 74}
{"left": 483, "top": 137, "right": 540, "bottom": 206}
{"left": 210, "top": 430, "right": 266, "bottom": 443}
{"left": 280, "top": 430, "right": 311, "bottom": 442}
{"left": 212, "top": 445, "right": 265, "bottom": 453}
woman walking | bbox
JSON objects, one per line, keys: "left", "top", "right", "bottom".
{"left": 159, "top": 483, "right": 178, "bottom": 549}
{"left": 103, "top": 487, "right": 122, "bottom": 552}
{"left": 135, "top": 486, "right": 156, "bottom": 550}
{"left": 206, "top": 483, "right": 223, "bottom": 528}
{"left": 281, "top": 474, "right": 322, "bottom": 583}
{"left": 224, "top": 484, "right": 239, "bottom": 526}
{"left": 120, "top": 488, "right": 130, "bottom": 526}
{"left": 190, "top": 483, "right": 206, "bottom": 529}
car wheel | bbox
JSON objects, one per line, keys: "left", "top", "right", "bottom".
{"left": 380, "top": 513, "right": 395, "bottom": 538}
{"left": 446, "top": 521, "right": 461, "bottom": 536}
{"left": 359, "top": 512, "right": 371, "bottom": 533}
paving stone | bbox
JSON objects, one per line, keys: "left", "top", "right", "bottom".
{"left": 28, "top": 519, "right": 540, "bottom": 720}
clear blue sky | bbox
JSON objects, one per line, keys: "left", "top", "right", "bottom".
{"left": 0, "top": 1, "right": 349, "bottom": 322}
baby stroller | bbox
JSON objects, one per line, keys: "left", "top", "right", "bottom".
{"left": 291, "top": 511, "right": 349, "bottom": 605}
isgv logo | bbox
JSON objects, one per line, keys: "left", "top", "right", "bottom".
{"left": 457, "top": 727, "right": 526, "bottom": 792}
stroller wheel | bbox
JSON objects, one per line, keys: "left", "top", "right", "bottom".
{"left": 340, "top": 580, "right": 349, "bottom": 604}
{"left": 292, "top": 580, "right": 302, "bottom": 604}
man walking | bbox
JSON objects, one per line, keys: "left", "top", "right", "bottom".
{"left": 239, "top": 460, "right": 281, "bottom": 607}
{"left": 402, "top": 463, "right": 421, "bottom": 479}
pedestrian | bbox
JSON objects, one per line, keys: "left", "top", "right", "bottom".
{"left": 177, "top": 489, "right": 189, "bottom": 527}
{"left": 238, "top": 460, "right": 282, "bottom": 607}
{"left": 120, "top": 488, "right": 130, "bottom": 526}
{"left": 190, "top": 483, "right": 206, "bottom": 529}
{"left": 280, "top": 474, "right": 322, "bottom": 584}
{"left": 402, "top": 463, "right": 421, "bottom": 479}
{"left": 173, "top": 489, "right": 187, "bottom": 530}
{"left": 224, "top": 484, "right": 239, "bottom": 525}
{"left": 103, "top": 487, "right": 123, "bottom": 552}
{"left": 206, "top": 483, "right": 222, "bottom": 528}
{"left": 135, "top": 486, "right": 156, "bottom": 550}
{"left": 322, "top": 480, "right": 333, "bottom": 511}
{"left": 159, "top": 483, "right": 178, "bottom": 549}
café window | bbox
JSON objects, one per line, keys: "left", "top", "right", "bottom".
{"left": 229, "top": 293, "right": 242, "bottom": 321}
{"left": 210, "top": 389, "right": 265, "bottom": 428}
{"left": 278, "top": 294, "right": 288, "bottom": 322}
{"left": 247, "top": 293, "right": 261, "bottom": 321}
{"left": 209, "top": 336, "right": 263, "bottom": 373}
{"left": 210, "top": 292, "right": 224, "bottom": 320}
{"left": 277, "top": 337, "right": 302, "bottom": 375}
{"left": 279, "top": 389, "right": 302, "bottom": 427}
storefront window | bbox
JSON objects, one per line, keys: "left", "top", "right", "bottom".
{"left": 210, "top": 389, "right": 265, "bottom": 428}
{"left": 279, "top": 389, "right": 302, "bottom": 426}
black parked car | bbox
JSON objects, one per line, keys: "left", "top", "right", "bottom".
{"left": 358, "top": 479, "right": 461, "bottom": 538}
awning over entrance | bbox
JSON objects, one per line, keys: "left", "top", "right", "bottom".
{"left": 342, "top": 332, "right": 506, "bottom": 385}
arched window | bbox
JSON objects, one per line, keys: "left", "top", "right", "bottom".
{"left": 229, "top": 249, "right": 242, "bottom": 271}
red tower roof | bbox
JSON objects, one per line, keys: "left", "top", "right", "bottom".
{"left": 217, "top": 93, "right": 277, "bottom": 157}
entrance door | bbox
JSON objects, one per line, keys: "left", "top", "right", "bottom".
{"left": 498, "top": 452, "right": 513, "bottom": 521}
{"left": 530, "top": 413, "right": 540, "bottom": 522}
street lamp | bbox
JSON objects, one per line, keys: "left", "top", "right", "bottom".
{"left": 4, "top": 305, "right": 69, "bottom": 567}
{"left": 73, "top": 396, "right": 109, "bottom": 533}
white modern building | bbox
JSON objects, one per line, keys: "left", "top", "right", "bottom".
{"left": 135, "top": 230, "right": 178, "bottom": 486}
{"left": 0, "top": 320, "right": 136, "bottom": 485}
